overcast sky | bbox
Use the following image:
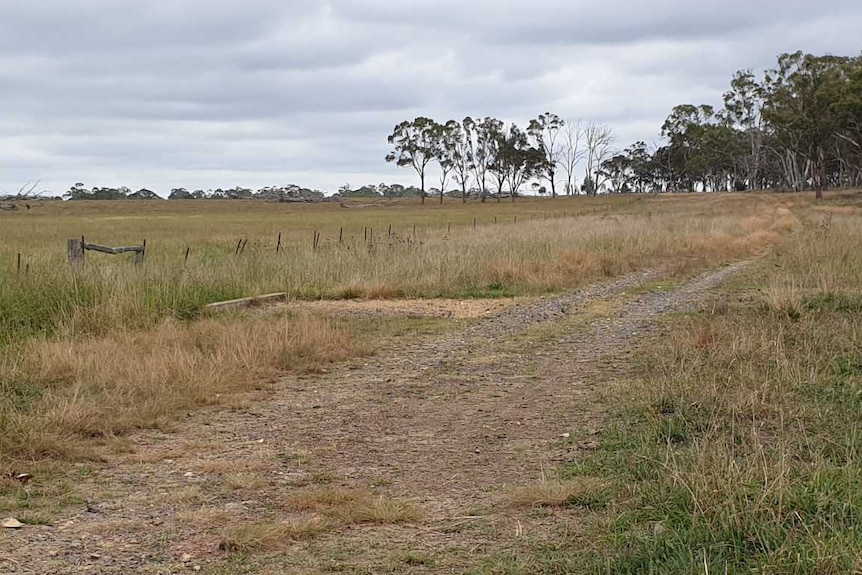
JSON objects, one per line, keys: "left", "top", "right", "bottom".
{"left": 1, "top": 1, "right": 860, "bottom": 196}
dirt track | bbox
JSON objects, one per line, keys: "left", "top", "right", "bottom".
{"left": 2, "top": 260, "right": 751, "bottom": 574}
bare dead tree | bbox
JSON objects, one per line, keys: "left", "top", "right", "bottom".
{"left": 561, "top": 120, "right": 586, "bottom": 196}
{"left": 583, "top": 123, "right": 615, "bottom": 195}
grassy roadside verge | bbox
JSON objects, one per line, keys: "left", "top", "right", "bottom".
{"left": 488, "top": 205, "right": 862, "bottom": 573}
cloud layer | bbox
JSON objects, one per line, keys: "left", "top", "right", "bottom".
{"left": 1, "top": 0, "right": 860, "bottom": 195}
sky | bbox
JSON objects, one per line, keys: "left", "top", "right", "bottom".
{"left": 1, "top": 1, "right": 861, "bottom": 197}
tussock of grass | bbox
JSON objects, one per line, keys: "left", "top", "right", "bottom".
{"left": 218, "top": 517, "right": 328, "bottom": 552}
{"left": 286, "top": 486, "right": 425, "bottom": 525}
{"left": 330, "top": 495, "right": 425, "bottom": 525}
{"left": 0, "top": 313, "right": 366, "bottom": 459}
{"left": 505, "top": 478, "right": 611, "bottom": 510}
{"left": 159, "top": 485, "right": 204, "bottom": 505}
{"left": 221, "top": 472, "right": 268, "bottom": 491}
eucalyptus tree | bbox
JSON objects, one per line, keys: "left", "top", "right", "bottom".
{"left": 723, "top": 70, "right": 767, "bottom": 190}
{"left": 449, "top": 119, "right": 473, "bottom": 204}
{"left": 494, "top": 123, "right": 546, "bottom": 202}
{"left": 528, "top": 113, "right": 565, "bottom": 198}
{"left": 386, "top": 117, "right": 439, "bottom": 204}
{"left": 434, "top": 121, "right": 460, "bottom": 204}
{"left": 465, "top": 116, "right": 503, "bottom": 203}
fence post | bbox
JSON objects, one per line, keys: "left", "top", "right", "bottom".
{"left": 68, "top": 239, "right": 84, "bottom": 268}
{"left": 134, "top": 239, "right": 147, "bottom": 266}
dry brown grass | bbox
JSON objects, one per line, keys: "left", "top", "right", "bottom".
{"left": 285, "top": 486, "right": 369, "bottom": 511}
{"left": 286, "top": 486, "right": 425, "bottom": 525}
{"left": 1, "top": 313, "right": 367, "bottom": 460}
{"left": 505, "top": 478, "right": 611, "bottom": 509}
{"left": 188, "top": 456, "right": 274, "bottom": 475}
{"left": 765, "top": 275, "right": 803, "bottom": 316}
{"left": 218, "top": 517, "right": 328, "bottom": 552}
{"left": 221, "top": 472, "right": 268, "bottom": 491}
{"left": 329, "top": 495, "right": 425, "bottom": 525}
{"left": 159, "top": 485, "right": 206, "bottom": 505}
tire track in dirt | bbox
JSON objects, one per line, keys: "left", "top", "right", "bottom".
{"left": 275, "top": 261, "right": 751, "bottom": 516}
{"left": 3, "top": 260, "right": 752, "bottom": 574}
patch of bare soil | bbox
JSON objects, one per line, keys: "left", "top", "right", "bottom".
{"left": 1, "top": 261, "right": 751, "bottom": 574}
{"left": 277, "top": 297, "right": 525, "bottom": 320}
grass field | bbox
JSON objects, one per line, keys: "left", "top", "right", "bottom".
{"left": 0, "top": 194, "right": 796, "bottom": 345}
{"left": 2, "top": 191, "right": 861, "bottom": 573}
{"left": 0, "top": 194, "right": 797, "bottom": 458}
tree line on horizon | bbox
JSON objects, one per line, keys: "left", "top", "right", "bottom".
{"left": 53, "top": 182, "right": 426, "bottom": 201}
{"left": 387, "top": 50, "right": 862, "bottom": 202}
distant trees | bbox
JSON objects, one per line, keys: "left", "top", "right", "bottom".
{"left": 645, "top": 51, "right": 862, "bottom": 195}
{"left": 65, "top": 184, "right": 326, "bottom": 201}
{"left": 64, "top": 184, "right": 151, "bottom": 201}
{"left": 384, "top": 51, "right": 860, "bottom": 200}
{"left": 386, "top": 115, "right": 555, "bottom": 203}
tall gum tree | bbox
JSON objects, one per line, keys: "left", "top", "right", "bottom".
{"left": 386, "top": 117, "right": 439, "bottom": 204}
{"left": 528, "top": 113, "right": 565, "bottom": 198}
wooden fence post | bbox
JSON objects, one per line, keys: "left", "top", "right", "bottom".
{"left": 134, "top": 239, "right": 147, "bottom": 266}
{"left": 68, "top": 239, "right": 84, "bottom": 268}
